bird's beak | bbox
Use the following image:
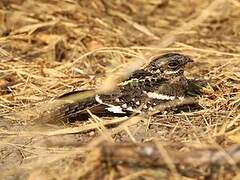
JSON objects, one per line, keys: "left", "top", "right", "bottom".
{"left": 184, "top": 57, "right": 194, "bottom": 65}
{"left": 188, "top": 58, "right": 194, "bottom": 63}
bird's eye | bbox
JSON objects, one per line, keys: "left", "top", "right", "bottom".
{"left": 168, "top": 61, "right": 179, "bottom": 67}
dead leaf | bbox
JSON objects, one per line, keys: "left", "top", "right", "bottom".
{"left": 86, "top": 40, "right": 104, "bottom": 51}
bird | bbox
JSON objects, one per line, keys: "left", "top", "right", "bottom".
{"left": 52, "top": 53, "right": 196, "bottom": 122}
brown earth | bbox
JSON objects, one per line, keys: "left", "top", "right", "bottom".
{"left": 1, "top": 0, "right": 240, "bottom": 179}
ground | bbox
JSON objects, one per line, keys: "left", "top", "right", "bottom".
{"left": 0, "top": 0, "right": 240, "bottom": 179}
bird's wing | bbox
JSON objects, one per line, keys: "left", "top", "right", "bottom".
{"left": 53, "top": 88, "right": 133, "bottom": 121}
{"left": 53, "top": 69, "right": 153, "bottom": 121}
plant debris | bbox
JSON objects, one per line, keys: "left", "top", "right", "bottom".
{"left": 1, "top": 0, "right": 240, "bottom": 179}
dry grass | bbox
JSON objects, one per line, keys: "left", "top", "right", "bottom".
{"left": 0, "top": 0, "right": 240, "bottom": 179}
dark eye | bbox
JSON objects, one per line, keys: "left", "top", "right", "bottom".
{"left": 168, "top": 61, "right": 179, "bottom": 67}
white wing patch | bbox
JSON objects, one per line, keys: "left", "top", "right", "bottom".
{"left": 120, "top": 78, "right": 138, "bottom": 86}
{"left": 122, "top": 103, "right": 127, "bottom": 108}
{"left": 165, "top": 69, "right": 180, "bottom": 75}
{"left": 144, "top": 91, "right": 176, "bottom": 100}
{"left": 95, "top": 95, "right": 126, "bottom": 114}
{"left": 95, "top": 95, "right": 103, "bottom": 104}
{"left": 95, "top": 95, "right": 142, "bottom": 114}
{"left": 106, "top": 106, "right": 126, "bottom": 114}
{"left": 126, "top": 106, "right": 133, "bottom": 111}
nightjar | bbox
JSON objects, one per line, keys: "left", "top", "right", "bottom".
{"left": 53, "top": 53, "right": 196, "bottom": 121}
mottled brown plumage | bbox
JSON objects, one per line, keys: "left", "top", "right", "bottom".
{"left": 54, "top": 53, "right": 197, "bottom": 121}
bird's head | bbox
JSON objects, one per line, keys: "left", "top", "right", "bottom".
{"left": 145, "top": 53, "right": 193, "bottom": 79}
